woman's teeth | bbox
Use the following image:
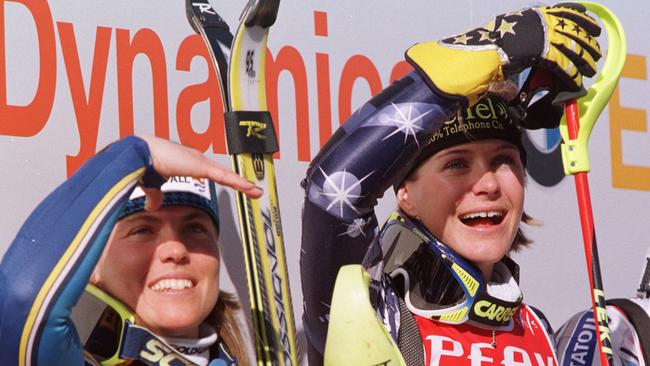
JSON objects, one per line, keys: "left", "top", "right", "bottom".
{"left": 460, "top": 211, "right": 505, "bottom": 225}
{"left": 150, "top": 279, "right": 194, "bottom": 292}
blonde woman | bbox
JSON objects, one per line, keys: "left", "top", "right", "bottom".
{"left": 0, "top": 136, "right": 259, "bottom": 365}
{"left": 300, "top": 3, "right": 602, "bottom": 365}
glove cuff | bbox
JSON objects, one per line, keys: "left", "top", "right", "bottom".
{"left": 405, "top": 41, "right": 504, "bottom": 106}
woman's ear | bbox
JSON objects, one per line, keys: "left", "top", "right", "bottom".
{"left": 396, "top": 182, "right": 418, "bottom": 217}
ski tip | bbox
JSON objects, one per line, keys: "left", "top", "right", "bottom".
{"left": 244, "top": 0, "right": 280, "bottom": 28}
{"left": 185, "top": 0, "right": 231, "bottom": 33}
{"left": 185, "top": 0, "right": 202, "bottom": 34}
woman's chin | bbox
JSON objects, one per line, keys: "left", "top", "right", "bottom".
{"left": 145, "top": 318, "right": 200, "bottom": 339}
{"left": 137, "top": 305, "right": 203, "bottom": 338}
{"left": 452, "top": 237, "right": 511, "bottom": 269}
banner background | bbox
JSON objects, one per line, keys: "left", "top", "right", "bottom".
{"left": 1, "top": 0, "right": 648, "bottom": 361}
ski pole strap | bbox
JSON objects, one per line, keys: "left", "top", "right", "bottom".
{"left": 224, "top": 111, "right": 279, "bottom": 154}
{"left": 606, "top": 299, "right": 650, "bottom": 365}
{"left": 397, "top": 296, "right": 425, "bottom": 366}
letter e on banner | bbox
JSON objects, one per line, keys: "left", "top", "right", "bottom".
{"left": 610, "top": 54, "right": 650, "bottom": 191}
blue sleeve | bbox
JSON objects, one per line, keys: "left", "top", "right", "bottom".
{"left": 299, "top": 72, "right": 456, "bottom": 362}
{"left": 0, "top": 136, "right": 162, "bottom": 366}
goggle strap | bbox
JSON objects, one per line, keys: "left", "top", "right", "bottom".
{"left": 467, "top": 291, "right": 521, "bottom": 328}
{"left": 119, "top": 322, "right": 199, "bottom": 366}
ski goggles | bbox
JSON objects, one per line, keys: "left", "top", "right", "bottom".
{"left": 72, "top": 284, "right": 198, "bottom": 366}
{"left": 380, "top": 211, "right": 522, "bottom": 329}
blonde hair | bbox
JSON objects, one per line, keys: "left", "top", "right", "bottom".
{"left": 205, "top": 291, "right": 252, "bottom": 366}
{"left": 510, "top": 212, "right": 541, "bottom": 252}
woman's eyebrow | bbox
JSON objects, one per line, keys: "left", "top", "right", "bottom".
{"left": 181, "top": 212, "right": 212, "bottom": 222}
{"left": 120, "top": 214, "right": 161, "bottom": 225}
{"left": 435, "top": 148, "right": 470, "bottom": 158}
{"left": 495, "top": 143, "right": 519, "bottom": 151}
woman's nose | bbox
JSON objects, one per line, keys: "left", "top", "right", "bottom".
{"left": 472, "top": 169, "right": 500, "bottom": 197}
{"left": 157, "top": 230, "right": 190, "bottom": 263}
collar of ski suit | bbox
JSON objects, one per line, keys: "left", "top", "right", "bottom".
{"left": 368, "top": 210, "right": 523, "bottom": 330}
{"left": 161, "top": 324, "right": 218, "bottom": 366}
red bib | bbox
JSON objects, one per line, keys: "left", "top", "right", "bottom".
{"left": 414, "top": 305, "right": 558, "bottom": 366}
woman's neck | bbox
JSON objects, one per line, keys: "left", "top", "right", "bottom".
{"left": 475, "top": 262, "right": 494, "bottom": 280}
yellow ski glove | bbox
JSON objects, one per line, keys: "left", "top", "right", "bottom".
{"left": 406, "top": 3, "right": 602, "bottom": 105}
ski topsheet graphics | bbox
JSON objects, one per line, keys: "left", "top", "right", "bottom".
{"left": 186, "top": 1, "right": 299, "bottom": 365}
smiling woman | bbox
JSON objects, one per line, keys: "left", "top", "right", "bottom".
{"left": 300, "top": 82, "right": 559, "bottom": 365}
{"left": 299, "top": 5, "right": 604, "bottom": 363}
{"left": 398, "top": 139, "right": 526, "bottom": 278}
{"left": 0, "top": 136, "right": 259, "bottom": 366}
{"left": 93, "top": 182, "right": 223, "bottom": 341}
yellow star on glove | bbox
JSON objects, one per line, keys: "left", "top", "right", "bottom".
{"left": 405, "top": 3, "right": 602, "bottom": 106}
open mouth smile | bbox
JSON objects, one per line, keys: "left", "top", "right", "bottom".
{"left": 150, "top": 278, "right": 195, "bottom": 292}
{"left": 459, "top": 210, "right": 506, "bottom": 227}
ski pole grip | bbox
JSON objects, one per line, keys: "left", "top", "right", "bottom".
{"left": 559, "top": 2, "right": 627, "bottom": 176}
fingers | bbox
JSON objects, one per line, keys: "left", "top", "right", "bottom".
{"left": 551, "top": 17, "right": 602, "bottom": 61}
{"left": 539, "top": 48, "right": 582, "bottom": 91}
{"left": 200, "top": 160, "right": 264, "bottom": 199}
{"left": 139, "top": 134, "right": 263, "bottom": 199}
{"left": 547, "top": 4, "right": 601, "bottom": 37}
{"left": 552, "top": 38, "right": 597, "bottom": 77}
{"left": 143, "top": 188, "right": 163, "bottom": 211}
{"left": 539, "top": 5, "right": 602, "bottom": 90}
{"left": 185, "top": 154, "right": 263, "bottom": 199}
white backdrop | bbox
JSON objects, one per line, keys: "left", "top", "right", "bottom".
{"left": 1, "top": 0, "right": 649, "bottom": 360}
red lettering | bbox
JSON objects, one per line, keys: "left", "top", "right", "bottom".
{"left": 390, "top": 60, "right": 412, "bottom": 83}
{"left": 313, "top": 10, "right": 328, "bottom": 37}
{"left": 314, "top": 11, "right": 332, "bottom": 147}
{"left": 266, "top": 46, "right": 310, "bottom": 161}
{"left": 316, "top": 53, "right": 332, "bottom": 149}
{"left": 0, "top": 0, "right": 55, "bottom": 136}
{"left": 58, "top": 23, "right": 111, "bottom": 176}
{"left": 116, "top": 28, "right": 169, "bottom": 139}
{"left": 503, "top": 345, "right": 532, "bottom": 365}
{"left": 338, "top": 55, "right": 382, "bottom": 123}
{"left": 175, "top": 34, "right": 226, "bottom": 154}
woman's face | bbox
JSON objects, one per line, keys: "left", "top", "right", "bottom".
{"left": 92, "top": 206, "right": 220, "bottom": 338}
{"left": 397, "top": 139, "right": 525, "bottom": 278}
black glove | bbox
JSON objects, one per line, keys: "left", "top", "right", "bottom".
{"left": 406, "top": 3, "right": 602, "bottom": 106}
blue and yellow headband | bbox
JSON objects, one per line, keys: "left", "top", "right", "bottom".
{"left": 119, "top": 176, "right": 220, "bottom": 233}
